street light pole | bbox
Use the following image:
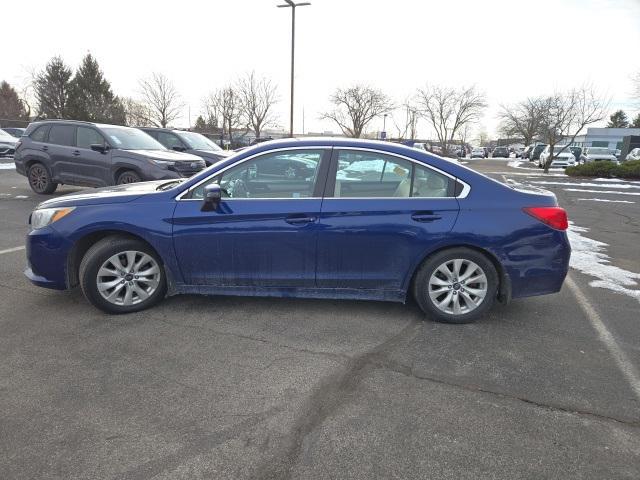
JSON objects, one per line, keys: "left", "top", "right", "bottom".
{"left": 278, "top": 0, "right": 310, "bottom": 138}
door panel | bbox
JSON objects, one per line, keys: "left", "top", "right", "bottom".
{"left": 173, "top": 199, "right": 322, "bottom": 286}
{"left": 172, "top": 148, "right": 331, "bottom": 287}
{"left": 317, "top": 149, "right": 460, "bottom": 290}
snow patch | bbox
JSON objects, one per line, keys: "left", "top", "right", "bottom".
{"left": 531, "top": 181, "right": 640, "bottom": 190}
{"left": 14, "top": 195, "right": 28, "bottom": 199}
{"left": 0, "top": 163, "right": 15, "bottom": 170}
{"left": 568, "top": 223, "right": 640, "bottom": 303}
{"left": 577, "top": 198, "right": 635, "bottom": 204}
{"left": 564, "top": 188, "right": 640, "bottom": 196}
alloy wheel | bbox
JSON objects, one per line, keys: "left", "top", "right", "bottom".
{"left": 29, "top": 165, "right": 48, "bottom": 192}
{"left": 428, "top": 259, "right": 488, "bottom": 315}
{"left": 96, "top": 251, "right": 161, "bottom": 306}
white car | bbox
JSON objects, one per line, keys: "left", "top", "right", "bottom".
{"left": 470, "top": 147, "right": 486, "bottom": 159}
{"left": 625, "top": 147, "right": 640, "bottom": 162}
{"left": 582, "top": 147, "right": 618, "bottom": 164}
{"left": 538, "top": 146, "right": 576, "bottom": 168}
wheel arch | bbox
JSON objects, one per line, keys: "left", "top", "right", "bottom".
{"left": 66, "top": 230, "right": 164, "bottom": 289}
{"left": 406, "top": 244, "right": 511, "bottom": 304}
{"left": 112, "top": 165, "right": 143, "bottom": 184}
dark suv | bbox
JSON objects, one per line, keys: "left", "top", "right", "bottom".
{"left": 14, "top": 120, "right": 206, "bottom": 194}
{"left": 140, "top": 127, "right": 230, "bottom": 166}
{"left": 491, "top": 146, "right": 510, "bottom": 158}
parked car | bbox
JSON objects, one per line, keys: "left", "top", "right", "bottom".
{"left": 250, "top": 136, "right": 274, "bottom": 145}
{"left": 24, "top": 138, "right": 570, "bottom": 323}
{"left": 581, "top": 147, "right": 618, "bottom": 164}
{"left": 492, "top": 146, "right": 510, "bottom": 158}
{"left": 530, "top": 144, "right": 547, "bottom": 162}
{"left": 470, "top": 147, "right": 486, "bottom": 158}
{"left": 626, "top": 147, "right": 640, "bottom": 161}
{"left": 0, "top": 129, "right": 17, "bottom": 157}
{"left": 14, "top": 120, "right": 206, "bottom": 194}
{"left": 521, "top": 145, "right": 534, "bottom": 160}
{"left": 140, "top": 128, "right": 231, "bottom": 166}
{"left": 2, "top": 127, "right": 26, "bottom": 138}
{"left": 538, "top": 146, "right": 576, "bottom": 168}
{"left": 514, "top": 147, "right": 525, "bottom": 158}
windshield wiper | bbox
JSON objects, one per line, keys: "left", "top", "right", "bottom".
{"left": 156, "top": 180, "right": 184, "bottom": 191}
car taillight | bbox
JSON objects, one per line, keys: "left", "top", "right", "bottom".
{"left": 523, "top": 207, "right": 568, "bottom": 231}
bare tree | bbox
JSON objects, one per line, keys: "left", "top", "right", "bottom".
{"left": 498, "top": 98, "right": 544, "bottom": 146}
{"left": 539, "top": 86, "right": 609, "bottom": 173}
{"left": 416, "top": 84, "right": 486, "bottom": 156}
{"left": 391, "top": 101, "right": 418, "bottom": 141}
{"left": 474, "top": 126, "right": 489, "bottom": 147}
{"left": 321, "top": 85, "right": 394, "bottom": 138}
{"left": 121, "top": 97, "right": 155, "bottom": 127}
{"left": 204, "top": 85, "right": 241, "bottom": 145}
{"left": 237, "top": 72, "right": 278, "bottom": 139}
{"left": 138, "top": 73, "right": 184, "bottom": 127}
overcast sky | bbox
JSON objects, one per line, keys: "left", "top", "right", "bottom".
{"left": 4, "top": 0, "right": 640, "bottom": 138}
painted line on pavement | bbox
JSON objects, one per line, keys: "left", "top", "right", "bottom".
{"left": 566, "top": 274, "right": 640, "bottom": 401}
{"left": 0, "top": 246, "right": 25, "bottom": 255}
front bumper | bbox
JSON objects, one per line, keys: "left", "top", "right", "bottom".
{"left": 24, "top": 226, "right": 73, "bottom": 290}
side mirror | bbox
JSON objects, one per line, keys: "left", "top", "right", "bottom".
{"left": 201, "top": 183, "right": 222, "bottom": 211}
{"left": 172, "top": 145, "right": 186, "bottom": 152}
{"left": 90, "top": 144, "right": 108, "bottom": 154}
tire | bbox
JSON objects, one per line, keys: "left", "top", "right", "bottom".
{"left": 79, "top": 236, "right": 167, "bottom": 314}
{"left": 412, "top": 247, "right": 498, "bottom": 324}
{"left": 116, "top": 170, "right": 142, "bottom": 185}
{"left": 28, "top": 162, "right": 58, "bottom": 194}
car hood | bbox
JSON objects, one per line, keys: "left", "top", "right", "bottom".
{"left": 190, "top": 149, "right": 232, "bottom": 160}
{"left": 125, "top": 149, "right": 203, "bottom": 162}
{"left": 586, "top": 153, "right": 616, "bottom": 159}
{"left": 36, "top": 180, "right": 173, "bottom": 209}
{"left": 0, "top": 138, "right": 17, "bottom": 146}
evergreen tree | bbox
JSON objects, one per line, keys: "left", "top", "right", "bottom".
{"left": 606, "top": 110, "right": 629, "bottom": 128}
{"left": 68, "top": 53, "right": 126, "bottom": 124}
{"left": 0, "top": 81, "right": 30, "bottom": 124}
{"left": 194, "top": 115, "right": 207, "bottom": 131}
{"left": 33, "top": 56, "right": 73, "bottom": 119}
{"left": 631, "top": 114, "right": 640, "bottom": 128}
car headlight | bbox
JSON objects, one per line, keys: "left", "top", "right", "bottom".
{"left": 30, "top": 207, "right": 75, "bottom": 229}
{"left": 148, "top": 159, "right": 175, "bottom": 168}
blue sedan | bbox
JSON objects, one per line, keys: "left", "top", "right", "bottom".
{"left": 24, "top": 138, "right": 570, "bottom": 323}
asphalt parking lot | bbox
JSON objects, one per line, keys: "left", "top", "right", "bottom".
{"left": 1, "top": 158, "right": 639, "bottom": 479}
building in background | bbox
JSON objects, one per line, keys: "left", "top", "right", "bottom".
{"left": 571, "top": 127, "right": 640, "bottom": 151}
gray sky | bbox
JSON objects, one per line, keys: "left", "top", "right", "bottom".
{"left": 4, "top": 0, "right": 640, "bottom": 138}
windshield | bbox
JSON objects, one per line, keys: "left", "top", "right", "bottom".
{"left": 587, "top": 147, "right": 609, "bottom": 154}
{"left": 102, "top": 127, "right": 166, "bottom": 150}
{"left": 176, "top": 131, "right": 222, "bottom": 151}
{"left": 0, "top": 130, "right": 15, "bottom": 141}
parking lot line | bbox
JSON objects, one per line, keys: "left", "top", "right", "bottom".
{"left": 566, "top": 274, "right": 640, "bottom": 401}
{"left": 0, "top": 246, "right": 25, "bottom": 255}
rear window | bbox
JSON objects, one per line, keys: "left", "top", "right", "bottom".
{"left": 48, "top": 125, "right": 75, "bottom": 146}
{"left": 30, "top": 125, "right": 50, "bottom": 142}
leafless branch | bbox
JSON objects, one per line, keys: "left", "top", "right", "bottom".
{"left": 237, "top": 72, "right": 279, "bottom": 139}
{"left": 138, "top": 73, "right": 184, "bottom": 128}
{"left": 321, "top": 85, "right": 394, "bottom": 138}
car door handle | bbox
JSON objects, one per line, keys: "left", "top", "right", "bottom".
{"left": 72, "top": 150, "right": 81, "bottom": 156}
{"left": 411, "top": 212, "right": 442, "bottom": 222}
{"left": 41, "top": 145, "right": 48, "bottom": 151}
{"left": 285, "top": 215, "right": 316, "bottom": 225}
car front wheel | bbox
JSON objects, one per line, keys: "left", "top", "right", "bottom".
{"left": 116, "top": 170, "right": 142, "bottom": 185}
{"left": 79, "top": 236, "right": 167, "bottom": 314}
{"left": 413, "top": 248, "right": 498, "bottom": 324}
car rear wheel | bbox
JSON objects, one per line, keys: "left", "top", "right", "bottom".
{"left": 79, "top": 236, "right": 167, "bottom": 314}
{"left": 28, "top": 163, "right": 58, "bottom": 194}
{"left": 116, "top": 170, "right": 141, "bottom": 185}
{"left": 413, "top": 248, "right": 498, "bottom": 324}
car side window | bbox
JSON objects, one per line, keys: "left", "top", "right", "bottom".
{"left": 76, "top": 127, "right": 105, "bottom": 149}
{"left": 157, "top": 132, "right": 183, "bottom": 150}
{"left": 191, "top": 150, "right": 323, "bottom": 200}
{"left": 30, "top": 125, "right": 50, "bottom": 142}
{"left": 48, "top": 125, "right": 75, "bottom": 146}
{"left": 333, "top": 150, "right": 452, "bottom": 198}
